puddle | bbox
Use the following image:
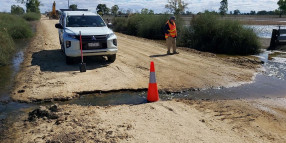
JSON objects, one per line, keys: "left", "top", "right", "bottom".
{"left": 65, "top": 92, "right": 148, "bottom": 106}
{"left": 0, "top": 40, "right": 26, "bottom": 101}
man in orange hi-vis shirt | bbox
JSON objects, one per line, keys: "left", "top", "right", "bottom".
{"left": 164, "top": 16, "right": 179, "bottom": 55}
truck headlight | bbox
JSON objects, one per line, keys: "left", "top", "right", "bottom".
{"left": 107, "top": 33, "right": 115, "bottom": 39}
{"left": 113, "top": 39, "right": 117, "bottom": 46}
{"left": 67, "top": 34, "right": 77, "bottom": 39}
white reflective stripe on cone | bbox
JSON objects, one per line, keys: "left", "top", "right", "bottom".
{"left": 149, "top": 72, "right": 156, "bottom": 83}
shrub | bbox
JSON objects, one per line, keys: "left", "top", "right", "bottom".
{"left": 137, "top": 15, "right": 169, "bottom": 39}
{"left": 0, "top": 30, "right": 15, "bottom": 65}
{"left": 189, "top": 13, "right": 260, "bottom": 55}
{"left": 113, "top": 17, "right": 128, "bottom": 34}
{"left": 113, "top": 14, "right": 183, "bottom": 40}
{"left": 0, "top": 13, "right": 33, "bottom": 39}
{"left": 0, "top": 13, "right": 33, "bottom": 65}
{"left": 177, "top": 26, "right": 193, "bottom": 47}
{"left": 22, "top": 12, "right": 41, "bottom": 21}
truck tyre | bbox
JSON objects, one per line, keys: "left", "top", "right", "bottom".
{"left": 107, "top": 54, "right": 116, "bottom": 63}
{"left": 66, "top": 56, "right": 74, "bottom": 65}
{"left": 61, "top": 44, "right": 65, "bottom": 53}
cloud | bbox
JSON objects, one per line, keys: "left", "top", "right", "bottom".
{"left": 0, "top": 0, "right": 280, "bottom": 14}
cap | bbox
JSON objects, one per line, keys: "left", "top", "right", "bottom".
{"left": 170, "top": 16, "right": 176, "bottom": 21}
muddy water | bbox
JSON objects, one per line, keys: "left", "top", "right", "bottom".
{"left": 0, "top": 41, "right": 25, "bottom": 101}
{"left": 245, "top": 25, "right": 286, "bottom": 38}
{"left": 0, "top": 40, "right": 32, "bottom": 138}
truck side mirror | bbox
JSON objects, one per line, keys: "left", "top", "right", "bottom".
{"left": 107, "top": 23, "right": 113, "bottom": 29}
{"left": 55, "top": 23, "right": 63, "bottom": 29}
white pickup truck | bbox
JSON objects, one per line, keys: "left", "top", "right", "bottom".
{"left": 55, "top": 10, "right": 118, "bottom": 64}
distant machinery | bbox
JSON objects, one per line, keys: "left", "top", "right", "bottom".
{"left": 48, "top": 1, "right": 59, "bottom": 19}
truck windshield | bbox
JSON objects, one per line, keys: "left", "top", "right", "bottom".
{"left": 66, "top": 16, "right": 106, "bottom": 27}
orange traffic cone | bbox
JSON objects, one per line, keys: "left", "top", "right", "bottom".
{"left": 147, "top": 61, "right": 159, "bottom": 102}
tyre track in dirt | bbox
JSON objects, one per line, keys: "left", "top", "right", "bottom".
{"left": 12, "top": 18, "right": 258, "bottom": 102}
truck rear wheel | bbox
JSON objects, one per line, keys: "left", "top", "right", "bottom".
{"left": 107, "top": 54, "right": 116, "bottom": 63}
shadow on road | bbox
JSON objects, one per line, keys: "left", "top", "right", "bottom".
{"left": 149, "top": 54, "right": 171, "bottom": 58}
{"left": 31, "top": 49, "right": 110, "bottom": 72}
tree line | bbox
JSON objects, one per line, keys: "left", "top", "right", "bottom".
{"left": 10, "top": 0, "right": 286, "bottom": 17}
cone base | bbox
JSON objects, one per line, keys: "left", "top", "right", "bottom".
{"left": 147, "top": 83, "right": 159, "bottom": 102}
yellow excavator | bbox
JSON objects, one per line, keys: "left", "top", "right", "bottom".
{"left": 49, "top": 1, "right": 59, "bottom": 19}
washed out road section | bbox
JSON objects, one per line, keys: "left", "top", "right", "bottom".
{"left": 12, "top": 18, "right": 258, "bottom": 102}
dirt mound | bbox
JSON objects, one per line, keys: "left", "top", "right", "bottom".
{"left": 28, "top": 104, "right": 60, "bottom": 121}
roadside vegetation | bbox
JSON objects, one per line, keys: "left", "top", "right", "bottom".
{"left": 22, "top": 12, "right": 41, "bottom": 21}
{"left": 113, "top": 14, "right": 183, "bottom": 40}
{"left": 0, "top": 0, "right": 41, "bottom": 66}
{"left": 113, "top": 13, "right": 260, "bottom": 55}
{"left": 181, "top": 13, "right": 260, "bottom": 55}
{"left": 0, "top": 13, "right": 34, "bottom": 65}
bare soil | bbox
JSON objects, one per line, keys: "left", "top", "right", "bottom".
{"left": 11, "top": 17, "right": 260, "bottom": 103}
{"left": 3, "top": 99, "right": 286, "bottom": 143}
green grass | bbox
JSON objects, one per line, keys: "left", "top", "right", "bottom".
{"left": 0, "top": 13, "right": 34, "bottom": 65}
{"left": 0, "top": 30, "right": 15, "bottom": 66}
{"left": 187, "top": 13, "right": 260, "bottom": 55}
{"left": 22, "top": 12, "right": 41, "bottom": 21}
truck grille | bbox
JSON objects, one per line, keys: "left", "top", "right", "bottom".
{"left": 76, "top": 35, "right": 108, "bottom": 50}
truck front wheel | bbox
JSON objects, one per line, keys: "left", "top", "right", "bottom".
{"left": 107, "top": 54, "right": 116, "bottom": 63}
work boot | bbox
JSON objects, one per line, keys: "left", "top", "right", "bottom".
{"left": 173, "top": 51, "right": 179, "bottom": 54}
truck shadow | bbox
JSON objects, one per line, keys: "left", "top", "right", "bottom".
{"left": 31, "top": 49, "right": 110, "bottom": 72}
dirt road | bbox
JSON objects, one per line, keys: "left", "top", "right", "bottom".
{"left": 12, "top": 18, "right": 259, "bottom": 102}
{"left": 4, "top": 17, "right": 286, "bottom": 143}
{"left": 3, "top": 99, "right": 286, "bottom": 142}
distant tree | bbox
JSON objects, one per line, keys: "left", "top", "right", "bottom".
{"left": 278, "top": 0, "right": 286, "bottom": 17}
{"left": 257, "top": 10, "right": 267, "bottom": 15}
{"left": 229, "top": 11, "right": 232, "bottom": 14}
{"left": 97, "top": 4, "right": 110, "bottom": 15}
{"left": 141, "top": 8, "right": 149, "bottom": 14}
{"left": 69, "top": 4, "right": 77, "bottom": 11}
{"left": 165, "top": 0, "right": 188, "bottom": 15}
{"left": 126, "top": 9, "right": 133, "bottom": 15}
{"left": 141, "top": 8, "right": 154, "bottom": 14}
{"left": 233, "top": 9, "right": 240, "bottom": 15}
{"left": 111, "top": 5, "right": 119, "bottom": 16}
{"left": 11, "top": 5, "right": 24, "bottom": 15}
{"left": 185, "top": 11, "right": 192, "bottom": 15}
{"left": 219, "top": 0, "right": 228, "bottom": 15}
{"left": 275, "top": 9, "right": 281, "bottom": 15}
{"left": 17, "top": 0, "right": 41, "bottom": 13}
{"left": 204, "top": 10, "right": 218, "bottom": 15}
{"left": 250, "top": 10, "right": 256, "bottom": 15}
{"left": 118, "top": 10, "right": 123, "bottom": 15}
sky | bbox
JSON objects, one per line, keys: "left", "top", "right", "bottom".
{"left": 0, "top": 0, "right": 279, "bottom": 14}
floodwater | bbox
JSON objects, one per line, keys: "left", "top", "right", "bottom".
{"left": 245, "top": 25, "right": 286, "bottom": 38}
